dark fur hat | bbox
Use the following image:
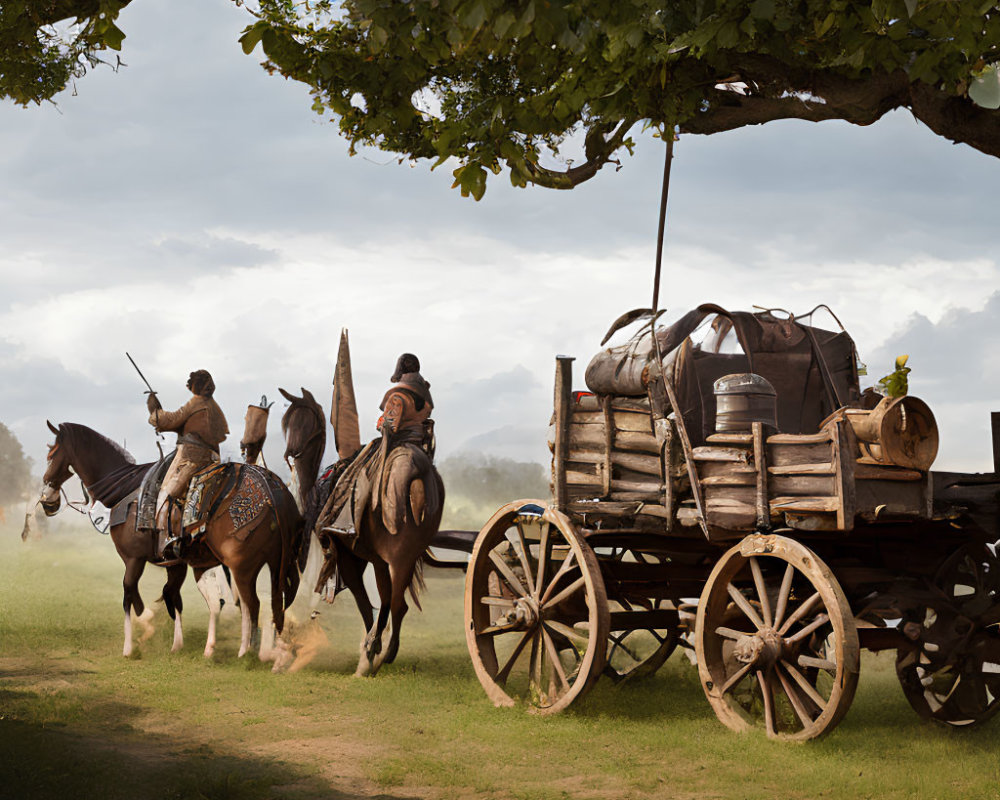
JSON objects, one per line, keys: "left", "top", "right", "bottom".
{"left": 187, "top": 369, "right": 216, "bottom": 397}
{"left": 391, "top": 353, "right": 420, "bottom": 383}
{"left": 380, "top": 372, "right": 433, "bottom": 411}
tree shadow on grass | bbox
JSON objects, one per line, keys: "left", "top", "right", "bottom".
{"left": 0, "top": 693, "right": 418, "bottom": 800}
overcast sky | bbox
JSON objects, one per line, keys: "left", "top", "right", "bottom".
{"left": 3, "top": 0, "right": 999, "bottom": 485}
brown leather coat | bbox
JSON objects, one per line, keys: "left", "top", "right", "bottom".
{"left": 378, "top": 388, "right": 431, "bottom": 435}
{"left": 149, "top": 395, "right": 229, "bottom": 452}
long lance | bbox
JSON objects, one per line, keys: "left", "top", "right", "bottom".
{"left": 126, "top": 352, "right": 165, "bottom": 457}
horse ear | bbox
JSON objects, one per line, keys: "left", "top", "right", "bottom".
{"left": 47, "top": 420, "right": 59, "bottom": 436}
{"left": 278, "top": 387, "right": 296, "bottom": 402}
{"left": 301, "top": 387, "right": 315, "bottom": 403}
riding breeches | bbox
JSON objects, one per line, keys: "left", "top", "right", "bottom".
{"left": 155, "top": 442, "right": 219, "bottom": 526}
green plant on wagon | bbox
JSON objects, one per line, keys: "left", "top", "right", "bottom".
{"left": 877, "top": 355, "right": 911, "bottom": 398}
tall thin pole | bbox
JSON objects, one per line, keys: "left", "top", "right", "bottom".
{"left": 651, "top": 132, "right": 675, "bottom": 314}
{"left": 648, "top": 132, "right": 709, "bottom": 538}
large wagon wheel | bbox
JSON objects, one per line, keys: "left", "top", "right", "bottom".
{"left": 465, "top": 500, "right": 610, "bottom": 714}
{"left": 695, "top": 533, "right": 860, "bottom": 741}
{"left": 896, "top": 542, "right": 1000, "bottom": 727}
{"left": 601, "top": 548, "right": 680, "bottom": 683}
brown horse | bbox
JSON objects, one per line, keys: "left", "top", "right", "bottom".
{"left": 39, "top": 421, "right": 304, "bottom": 659}
{"left": 280, "top": 387, "right": 444, "bottom": 675}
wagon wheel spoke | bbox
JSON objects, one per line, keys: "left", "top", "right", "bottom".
{"left": 495, "top": 630, "right": 534, "bottom": 686}
{"left": 529, "top": 629, "right": 545, "bottom": 702}
{"left": 541, "top": 628, "right": 571, "bottom": 692}
{"left": 797, "top": 654, "right": 837, "bottom": 672}
{"left": 773, "top": 563, "right": 796, "bottom": 630}
{"left": 776, "top": 664, "right": 817, "bottom": 728}
{"left": 727, "top": 582, "right": 765, "bottom": 630}
{"left": 480, "top": 621, "right": 522, "bottom": 636}
{"left": 757, "top": 669, "right": 777, "bottom": 737}
{"left": 714, "top": 626, "right": 752, "bottom": 641}
{"left": 514, "top": 521, "right": 538, "bottom": 597}
{"left": 720, "top": 661, "right": 754, "bottom": 694}
{"left": 535, "top": 521, "right": 551, "bottom": 598}
{"left": 947, "top": 671, "right": 990, "bottom": 719}
{"left": 480, "top": 596, "right": 516, "bottom": 608}
{"left": 780, "top": 659, "right": 829, "bottom": 713}
{"left": 749, "top": 557, "right": 773, "bottom": 628}
{"left": 777, "top": 591, "right": 821, "bottom": 636}
{"left": 784, "top": 613, "right": 830, "bottom": 644}
{"left": 488, "top": 550, "right": 530, "bottom": 599}
{"left": 542, "top": 575, "right": 586, "bottom": 612}
{"left": 544, "top": 619, "right": 590, "bottom": 648}
{"left": 540, "top": 549, "right": 578, "bottom": 606}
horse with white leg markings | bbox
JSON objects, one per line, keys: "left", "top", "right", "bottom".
{"left": 39, "top": 421, "right": 304, "bottom": 660}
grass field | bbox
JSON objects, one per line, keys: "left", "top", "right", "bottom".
{"left": 2, "top": 514, "right": 999, "bottom": 800}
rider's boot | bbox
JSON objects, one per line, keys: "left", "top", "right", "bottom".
{"left": 156, "top": 496, "right": 184, "bottom": 559}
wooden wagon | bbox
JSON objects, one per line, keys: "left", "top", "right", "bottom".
{"left": 462, "top": 304, "right": 1000, "bottom": 740}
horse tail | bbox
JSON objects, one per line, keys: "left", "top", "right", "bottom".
{"left": 407, "top": 552, "right": 427, "bottom": 611}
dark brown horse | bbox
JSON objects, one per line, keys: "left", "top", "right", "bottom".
{"left": 280, "top": 387, "right": 444, "bottom": 675}
{"left": 39, "top": 421, "right": 304, "bottom": 659}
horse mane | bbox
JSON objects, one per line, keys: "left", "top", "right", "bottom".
{"left": 59, "top": 422, "right": 135, "bottom": 466}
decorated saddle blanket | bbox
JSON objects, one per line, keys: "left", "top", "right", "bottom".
{"left": 182, "top": 463, "right": 281, "bottom": 539}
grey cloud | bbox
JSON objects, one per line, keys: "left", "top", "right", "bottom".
{"left": 869, "top": 294, "right": 1000, "bottom": 472}
{"left": 153, "top": 234, "right": 278, "bottom": 269}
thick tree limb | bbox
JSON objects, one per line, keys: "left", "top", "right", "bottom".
{"left": 518, "top": 118, "right": 638, "bottom": 190}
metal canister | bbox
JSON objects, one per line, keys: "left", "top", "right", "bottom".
{"left": 714, "top": 373, "right": 778, "bottom": 433}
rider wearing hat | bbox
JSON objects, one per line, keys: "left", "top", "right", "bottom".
{"left": 378, "top": 353, "right": 434, "bottom": 440}
{"left": 147, "top": 369, "right": 229, "bottom": 556}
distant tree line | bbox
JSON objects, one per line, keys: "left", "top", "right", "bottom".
{"left": 0, "top": 422, "right": 33, "bottom": 507}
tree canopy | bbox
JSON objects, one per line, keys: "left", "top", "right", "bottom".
{"left": 5, "top": 1, "right": 1000, "bottom": 198}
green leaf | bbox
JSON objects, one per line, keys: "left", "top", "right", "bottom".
{"left": 101, "top": 22, "right": 125, "bottom": 51}
{"left": 493, "top": 12, "right": 516, "bottom": 40}
{"left": 903, "top": 0, "right": 919, "bottom": 17}
{"left": 750, "top": 0, "right": 775, "bottom": 20}
{"left": 969, "top": 64, "right": 1000, "bottom": 110}
{"left": 463, "top": 1, "right": 487, "bottom": 31}
{"left": 239, "top": 23, "right": 266, "bottom": 55}
{"left": 369, "top": 25, "right": 389, "bottom": 52}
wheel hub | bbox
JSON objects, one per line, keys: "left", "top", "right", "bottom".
{"left": 501, "top": 596, "right": 540, "bottom": 629}
{"left": 733, "top": 627, "right": 783, "bottom": 668}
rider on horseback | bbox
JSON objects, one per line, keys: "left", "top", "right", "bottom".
{"left": 146, "top": 369, "right": 229, "bottom": 557}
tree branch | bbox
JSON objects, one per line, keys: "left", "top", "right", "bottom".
{"left": 516, "top": 118, "right": 638, "bottom": 189}
{"left": 909, "top": 82, "right": 1000, "bottom": 159}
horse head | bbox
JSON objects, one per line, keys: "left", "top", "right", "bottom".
{"left": 279, "top": 387, "right": 328, "bottom": 508}
{"left": 279, "top": 387, "right": 326, "bottom": 466}
{"left": 39, "top": 421, "right": 71, "bottom": 515}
